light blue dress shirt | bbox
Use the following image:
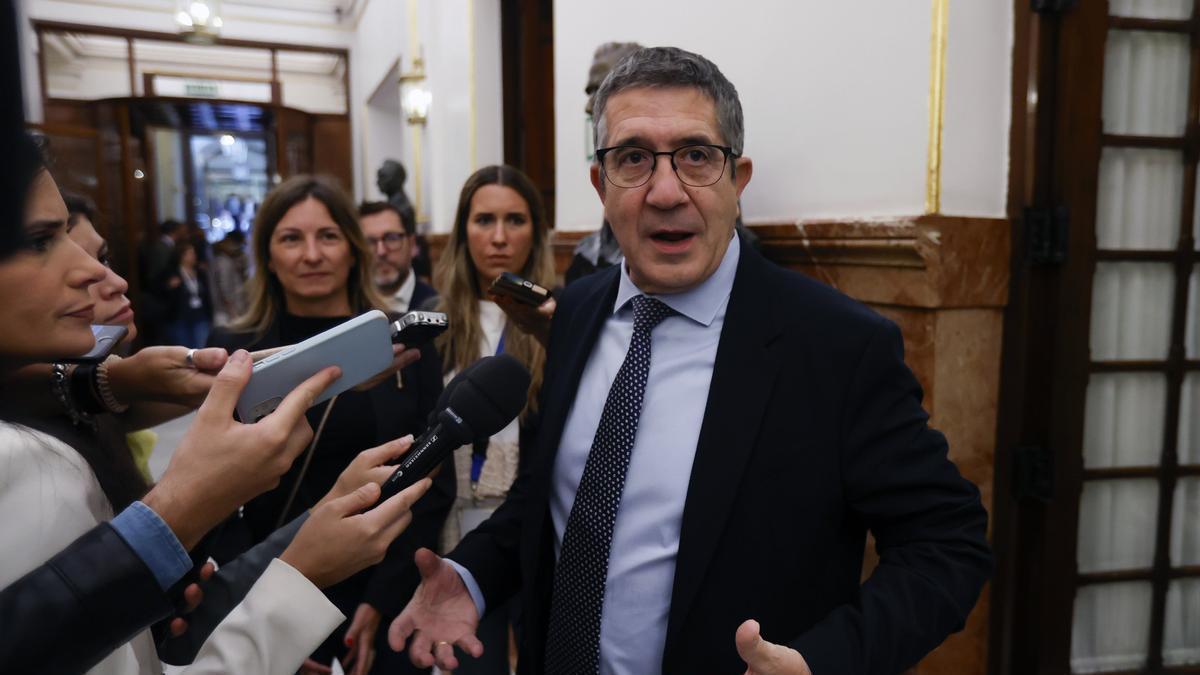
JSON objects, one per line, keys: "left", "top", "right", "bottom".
{"left": 110, "top": 500, "right": 193, "bottom": 590}
{"left": 451, "top": 235, "right": 740, "bottom": 674}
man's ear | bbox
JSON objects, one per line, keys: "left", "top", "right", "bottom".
{"left": 734, "top": 157, "right": 753, "bottom": 197}
{"left": 590, "top": 163, "right": 606, "bottom": 202}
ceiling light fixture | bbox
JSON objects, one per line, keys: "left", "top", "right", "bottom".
{"left": 176, "top": 1, "right": 223, "bottom": 44}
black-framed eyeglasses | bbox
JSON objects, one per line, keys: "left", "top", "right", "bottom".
{"left": 366, "top": 232, "right": 410, "bottom": 250}
{"left": 595, "top": 144, "right": 738, "bottom": 188}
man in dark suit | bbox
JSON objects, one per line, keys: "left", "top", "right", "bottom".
{"left": 389, "top": 47, "right": 991, "bottom": 675}
{"left": 359, "top": 201, "right": 438, "bottom": 313}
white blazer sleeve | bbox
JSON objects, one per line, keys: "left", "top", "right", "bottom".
{"left": 183, "top": 558, "right": 345, "bottom": 675}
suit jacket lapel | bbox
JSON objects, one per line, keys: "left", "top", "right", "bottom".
{"left": 533, "top": 266, "right": 621, "bottom": 484}
{"left": 663, "top": 244, "right": 782, "bottom": 664}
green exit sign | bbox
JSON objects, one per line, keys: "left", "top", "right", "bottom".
{"left": 184, "top": 81, "right": 219, "bottom": 98}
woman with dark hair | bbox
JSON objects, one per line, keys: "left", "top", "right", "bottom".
{"left": 208, "top": 174, "right": 453, "bottom": 675}
{"left": 0, "top": 141, "right": 437, "bottom": 674}
{"left": 430, "top": 164, "right": 555, "bottom": 674}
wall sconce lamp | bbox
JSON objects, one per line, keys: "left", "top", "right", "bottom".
{"left": 399, "top": 56, "right": 431, "bottom": 126}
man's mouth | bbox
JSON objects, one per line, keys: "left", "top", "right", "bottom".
{"left": 650, "top": 231, "right": 695, "bottom": 243}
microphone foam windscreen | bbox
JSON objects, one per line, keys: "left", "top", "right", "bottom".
{"left": 431, "top": 358, "right": 483, "bottom": 426}
{"left": 447, "top": 353, "right": 531, "bottom": 438}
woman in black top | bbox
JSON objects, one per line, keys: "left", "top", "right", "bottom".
{"left": 208, "top": 174, "right": 452, "bottom": 675}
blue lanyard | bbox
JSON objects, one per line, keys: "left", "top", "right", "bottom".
{"left": 473, "top": 327, "right": 507, "bottom": 483}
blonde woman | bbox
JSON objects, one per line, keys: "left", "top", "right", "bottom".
{"left": 431, "top": 164, "right": 554, "bottom": 674}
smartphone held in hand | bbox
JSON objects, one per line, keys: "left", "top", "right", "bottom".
{"left": 236, "top": 310, "right": 393, "bottom": 422}
{"left": 61, "top": 324, "right": 128, "bottom": 363}
{"left": 489, "top": 271, "right": 552, "bottom": 307}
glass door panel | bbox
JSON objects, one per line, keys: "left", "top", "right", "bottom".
{"left": 1090, "top": 263, "right": 1176, "bottom": 360}
{"left": 1103, "top": 31, "right": 1190, "bottom": 137}
{"left": 1096, "top": 148, "right": 1183, "bottom": 250}
{"left": 1109, "top": 0, "right": 1193, "bottom": 19}
{"left": 1071, "top": 581, "right": 1154, "bottom": 672}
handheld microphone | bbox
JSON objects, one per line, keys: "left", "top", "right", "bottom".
{"left": 376, "top": 353, "right": 531, "bottom": 505}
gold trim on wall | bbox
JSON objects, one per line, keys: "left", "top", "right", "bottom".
{"left": 926, "top": 0, "right": 949, "bottom": 215}
{"left": 407, "top": 0, "right": 424, "bottom": 223}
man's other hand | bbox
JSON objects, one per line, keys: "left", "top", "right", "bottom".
{"left": 735, "top": 619, "right": 812, "bottom": 675}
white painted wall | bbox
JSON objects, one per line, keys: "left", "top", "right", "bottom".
{"left": 20, "top": 0, "right": 1008, "bottom": 228}
{"left": 348, "top": 0, "right": 407, "bottom": 204}
{"left": 349, "top": 0, "right": 504, "bottom": 229}
{"left": 362, "top": 63, "right": 405, "bottom": 203}
{"left": 554, "top": 0, "right": 1013, "bottom": 228}
{"left": 941, "top": 0, "right": 1013, "bottom": 217}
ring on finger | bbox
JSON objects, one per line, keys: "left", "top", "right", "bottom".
{"left": 185, "top": 348, "right": 197, "bottom": 367}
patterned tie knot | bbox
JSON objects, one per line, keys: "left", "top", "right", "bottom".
{"left": 632, "top": 295, "right": 674, "bottom": 332}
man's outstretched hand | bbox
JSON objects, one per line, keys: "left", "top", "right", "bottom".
{"left": 388, "top": 548, "right": 484, "bottom": 670}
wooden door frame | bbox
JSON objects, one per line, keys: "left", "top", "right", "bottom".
{"left": 992, "top": 2, "right": 1200, "bottom": 673}
{"left": 500, "top": 0, "right": 555, "bottom": 226}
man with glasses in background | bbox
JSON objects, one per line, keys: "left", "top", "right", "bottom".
{"left": 359, "top": 201, "right": 437, "bottom": 314}
{"left": 391, "top": 46, "right": 991, "bottom": 675}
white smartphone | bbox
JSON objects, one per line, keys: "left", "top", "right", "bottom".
{"left": 236, "top": 310, "right": 394, "bottom": 422}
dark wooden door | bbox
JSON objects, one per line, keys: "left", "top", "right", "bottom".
{"left": 994, "top": 1, "right": 1200, "bottom": 673}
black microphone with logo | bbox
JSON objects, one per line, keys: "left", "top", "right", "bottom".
{"left": 375, "top": 353, "right": 531, "bottom": 506}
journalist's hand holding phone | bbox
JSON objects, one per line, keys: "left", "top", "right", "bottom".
{"left": 107, "top": 345, "right": 229, "bottom": 408}
{"left": 490, "top": 293, "right": 555, "bottom": 349}
{"left": 143, "top": 350, "right": 341, "bottom": 550}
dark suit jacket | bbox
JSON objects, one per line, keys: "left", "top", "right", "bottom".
{"left": 410, "top": 279, "right": 438, "bottom": 313}
{"left": 208, "top": 315, "right": 454, "bottom": 618}
{"left": 0, "top": 523, "right": 172, "bottom": 674}
{"left": 449, "top": 236, "right": 992, "bottom": 674}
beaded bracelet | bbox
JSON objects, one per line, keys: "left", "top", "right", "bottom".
{"left": 95, "top": 355, "right": 130, "bottom": 414}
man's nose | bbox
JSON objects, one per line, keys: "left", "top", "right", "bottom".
{"left": 645, "top": 155, "right": 687, "bottom": 208}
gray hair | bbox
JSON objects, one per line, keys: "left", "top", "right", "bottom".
{"left": 592, "top": 46, "right": 745, "bottom": 156}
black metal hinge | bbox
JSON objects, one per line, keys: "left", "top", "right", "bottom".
{"left": 1013, "top": 445, "right": 1054, "bottom": 502}
{"left": 1031, "top": 0, "right": 1080, "bottom": 14}
{"left": 1024, "top": 205, "right": 1069, "bottom": 266}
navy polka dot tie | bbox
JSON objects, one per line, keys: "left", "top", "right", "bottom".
{"left": 544, "top": 295, "right": 675, "bottom": 674}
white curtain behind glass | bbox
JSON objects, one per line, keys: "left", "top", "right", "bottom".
{"left": 1090, "top": 263, "right": 1175, "bottom": 361}
{"left": 1103, "top": 31, "right": 1189, "bottom": 136}
{"left": 1171, "top": 477, "right": 1200, "bottom": 566}
{"left": 1078, "top": 479, "right": 1159, "bottom": 572}
{"left": 1181, "top": 373, "right": 1199, "bottom": 465}
{"left": 1075, "top": 20, "right": 1192, "bottom": 670}
{"left": 1187, "top": 267, "right": 1199, "bottom": 359}
{"left": 1071, "top": 582, "right": 1153, "bottom": 673}
{"left": 1084, "top": 373, "right": 1168, "bottom": 468}
{"left": 1096, "top": 149, "right": 1183, "bottom": 250}
{"left": 1109, "top": 0, "right": 1193, "bottom": 19}
{"left": 1165, "top": 578, "right": 1200, "bottom": 666}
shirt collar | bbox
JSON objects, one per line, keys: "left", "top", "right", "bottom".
{"left": 614, "top": 232, "right": 740, "bottom": 327}
{"left": 391, "top": 270, "right": 416, "bottom": 306}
